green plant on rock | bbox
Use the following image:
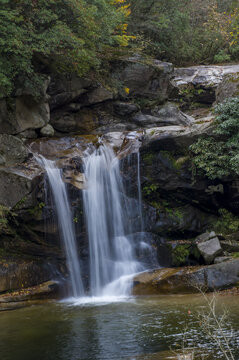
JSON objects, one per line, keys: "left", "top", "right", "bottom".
{"left": 190, "top": 97, "right": 239, "bottom": 179}
{"left": 214, "top": 208, "right": 239, "bottom": 235}
{"left": 172, "top": 244, "right": 190, "bottom": 267}
{"left": 143, "top": 183, "right": 158, "bottom": 195}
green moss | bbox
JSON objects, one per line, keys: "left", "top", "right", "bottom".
{"left": 143, "top": 152, "right": 155, "bottom": 165}
{"left": 233, "top": 252, "right": 239, "bottom": 258}
{"left": 214, "top": 209, "right": 239, "bottom": 235}
{"left": 172, "top": 244, "right": 190, "bottom": 266}
{"left": 160, "top": 151, "right": 188, "bottom": 171}
{"left": 143, "top": 183, "right": 158, "bottom": 195}
{"left": 28, "top": 202, "right": 45, "bottom": 218}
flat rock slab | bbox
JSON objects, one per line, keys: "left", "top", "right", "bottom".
{"left": 172, "top": 64, "right": 239, "bottom": 89}
{"left": 133, "top": 259, "right": 239, "bottom": 295}
{"left": 0, "top": 281, "right": 60, "bottom": 303}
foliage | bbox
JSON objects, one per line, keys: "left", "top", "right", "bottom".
{"left": 190, "top": 97, "right": 239, "bottom": 180}
{"left": 0, "top": 0, "right": 128, "bottom": 98}
{"left": 172, "top": 244, "right": 190, "bottom": 266}
{"left": 128, "top": 0, "right": 239, "bottom": 65}
{"left": 214, "top": 209, "right": 239, "bottom": 234}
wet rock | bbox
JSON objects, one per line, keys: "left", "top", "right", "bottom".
{"left": 116, "top": 56, "right": 173, "bottom": 102}
{"left": 154, "top": 205, "right": 217, "bottom": 237}
{"left": 133, "top": 258, "right": 239, "bottom": 294}
{"left": 0, "top": 134, "right": 29, "bottom": 166}
{"left": 216, "top": 72, "right": 239, "bottom": 104}
{"left": 63, "top": 170, "right": 86, "bottom": 190}
{"left": 197, "top": 236, "right": 222, "bottom": 264}
{"left": 0, "top": 260, "right": 62, "bottom": 294}
{"left": 0, "top": 280, "right": 60, "bottom": 303}
{"left": 0, "top": 164, "right": 42, "bottom": 209}
{"left": 40, "top": 124, "right": 55, "bottom": 137}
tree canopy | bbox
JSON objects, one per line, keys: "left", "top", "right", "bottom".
{"left": 0, "top": 0, "right": 127, "bottom": 98}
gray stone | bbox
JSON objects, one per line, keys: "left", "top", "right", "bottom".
{"left": 197, "top": 237, "right": 222, "bottom": 264}
{"left": 113, "top": 102, "right": 139, "bottom": 116}
{"left": 214, "top": 256, "right": 232, "bottom": 264}
{"left": 143, "top": 121, "right": 214, "bottom": 151}
{"left": 133, "top": 258, "right": 239, "bottom": 294}
{"left": 195, "top": 231, "right": 216, "bottom": 244}
{"left": 216, "top": 72, "right": 239, "bottom": 104}
{"left": 40, "top": 124, "right": 55, "bottom": 137}
{"left": 0, "top": 134, "right": 29, "bottom": 166}
{"left": 220, "top": 241, "right": 239, "bottom": 253}
{"left": 171, "top": 64, "right": 239, "bottom": 104}
{"left": 85, "top": 86, "right": 113, "bottom": 105}
{"left": 17, "top": 129, "right": 38, "bottom": 140}
{"left": 0, "top": 96, "right": 50, "bottom": 135}
{"left": 132, "top": 103, "right": 195, "bottom": 128}
{"left": 48, "top": 75, "right": 93, "bottom": 110}
{"left": 116, "top": 56, "right": 173, "bottom": 101}
{"left": 0, "top": 166, "right": 41, "bottom": 209}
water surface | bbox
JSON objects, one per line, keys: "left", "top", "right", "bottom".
{"left": 0, "top": 295, "right": 238, "bottom": 360}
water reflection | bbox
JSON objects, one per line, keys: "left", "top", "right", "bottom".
{"left": 0, "top": 295, "right": 238, "bottom": 360}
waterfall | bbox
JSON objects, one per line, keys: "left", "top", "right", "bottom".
{"left": 37, "top": 156, "right": 85, "bottom": 298}
{"left": 83, "top": 144, "right": 144, "bottom": 297}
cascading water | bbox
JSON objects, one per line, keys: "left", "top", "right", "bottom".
{"left": 83, "top": 144, "right": 144, "bottom": 297}
{"left": 37, "top": 156, "right": 85, "bottom": 298}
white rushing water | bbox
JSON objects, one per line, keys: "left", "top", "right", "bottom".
{"left": 83, "top": 144, "right": 144, "bottom": 297}
{"left": 37, "top": 156, "right": 85, "bottom": 298}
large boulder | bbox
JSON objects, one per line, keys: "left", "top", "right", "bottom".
{"left": 196, "top": 233, "right": 222, "bottom": 264}
{"left": 0, "top": 134, "right": 29, "bottom": 166}
{"left": 0, "top": 259, "right": 62, "bottom": 294}
{"left": 115, "top": 56, "right": 173, "bottom": 102}
{"left": 0, "top": 163, "right": 42, "bottom": 209}
{"left": 216, "top": 72, "right": 239, "bottom": 104}
{"left": 0, "top": 78, "right": 50, "bottom": 135}
{"left": 142, "top": 121, "right": 214, "bottom": 151}
{"left": 133, "top": 258, "right": 239, "bottom": 295}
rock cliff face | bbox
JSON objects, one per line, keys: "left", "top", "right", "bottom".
{"left": 1, "top": 59, "right": 239, "bottom": 298}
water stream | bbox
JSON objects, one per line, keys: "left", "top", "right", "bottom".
{"left": 37, "top": 139, "right": 154, "bottom": 300}
{"left": 82, "top": 144, "right": 144, "bottom": 297}
{"left": 37, "top": 156, "right": 85, "bottom": 297}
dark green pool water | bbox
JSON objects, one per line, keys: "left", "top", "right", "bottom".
{"left": 0, "top": 295, "right": 238, "bottom": 360}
